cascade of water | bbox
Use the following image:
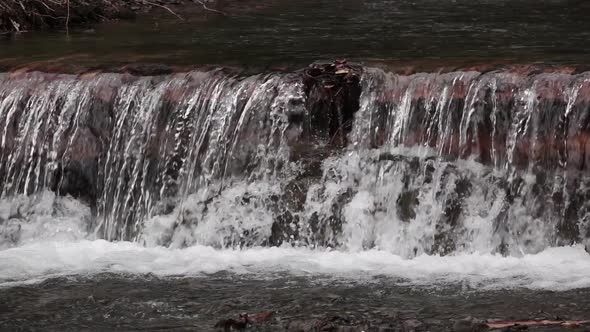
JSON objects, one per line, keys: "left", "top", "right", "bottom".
{"left": 306, "top": 68, "right": 590, "bottom": 255}
{"left": 0, "top": 71, "right": 305, "bottom": 243}
{"left": 0, "top": 67, "right": 589, "bottom": 256}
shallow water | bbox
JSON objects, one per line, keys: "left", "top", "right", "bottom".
{"left": 2, "top": 273, "right": 590, "bottom": 331}
{"left": 1, "top": 0, "right": 590, "bottom": 69}
{"left": 1, "top": 239, "right": 589, "bottom": 330}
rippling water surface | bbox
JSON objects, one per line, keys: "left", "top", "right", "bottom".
{"left": 1, "top": 0, "right": 589, "bottom": 68}
{"left": 3, "top": 272, "right": 590, "bottom": 331}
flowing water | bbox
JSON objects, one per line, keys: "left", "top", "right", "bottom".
{"left": 1, "top": 0, "right": 590, "bottom": 69}
{"left": 1, "top": 67, "right": 590, "bottom": 330}
{"left": 2, "top": 1, "right": 590, "bottom": 331}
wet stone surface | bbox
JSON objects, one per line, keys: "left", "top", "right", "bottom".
{"left": 1, "top": 274, "right": 590, "bottom": 331}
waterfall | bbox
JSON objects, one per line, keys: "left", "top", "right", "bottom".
{"left": 0, "top": 66, "right": 589, "bottom": 257}
{"left": 0, "top": 70, "right": 305, "bottom": 241}
{"left": 332, "top": 68, "right": 590, "bottom": 255}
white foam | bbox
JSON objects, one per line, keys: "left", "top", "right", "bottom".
{"left": 0, "top": 192, "right": 91, "bottom": 249}
{"left": 1, "top": 240, "right": 589, "bottom": 291}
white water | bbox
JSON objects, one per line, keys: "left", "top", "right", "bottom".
{"left": 2, "top": 69, "right": 590, "bottom": 291}
{"left": 1, "top": 239, "right": 589, "bottom": 291}
{"left": 0, "top": 190, "right": 589, "bottom": 291}
{"left": 0, "top": 159, "right": 589, "bottom": 291}
{"left": 1, "top": 191, "right": 588, "bottom": 291}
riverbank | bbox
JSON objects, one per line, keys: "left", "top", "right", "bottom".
{"left": 0, "top": 0, "right": 195, "bottom": 33}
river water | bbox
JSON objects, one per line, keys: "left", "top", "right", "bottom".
{"left": 1, "top": 1, "right": 590, "bottom": 331}
{"left": 1, "top": 0, "right": 590, "bottom": 69}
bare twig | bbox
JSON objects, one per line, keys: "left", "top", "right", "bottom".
{"left": 141, "top": 0, "right": 184, "bottom": 20}
{"left": 9, "top": 18, "right": 21, "bottom": 33}
{"left": 35, "top": 0, "right": 56, "bottom": 12}
{"left": 65, "top": 0, "right": 69, "bottom": 34}
{"left": 194, "top": 0, "right": 226, "bottom": 15}
{"left": 34, "top": 13, "right": 67, "bottom": 20}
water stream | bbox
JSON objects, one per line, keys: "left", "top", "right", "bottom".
{"left": 2, "top": 0, "right": 590, "bottom": 69}
{"left": 1, "top": 1, "right": 590, "bottom": 330}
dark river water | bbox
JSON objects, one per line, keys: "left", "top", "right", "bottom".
{"left": 1, "top": 0, "right": 589, "bottom": 69}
